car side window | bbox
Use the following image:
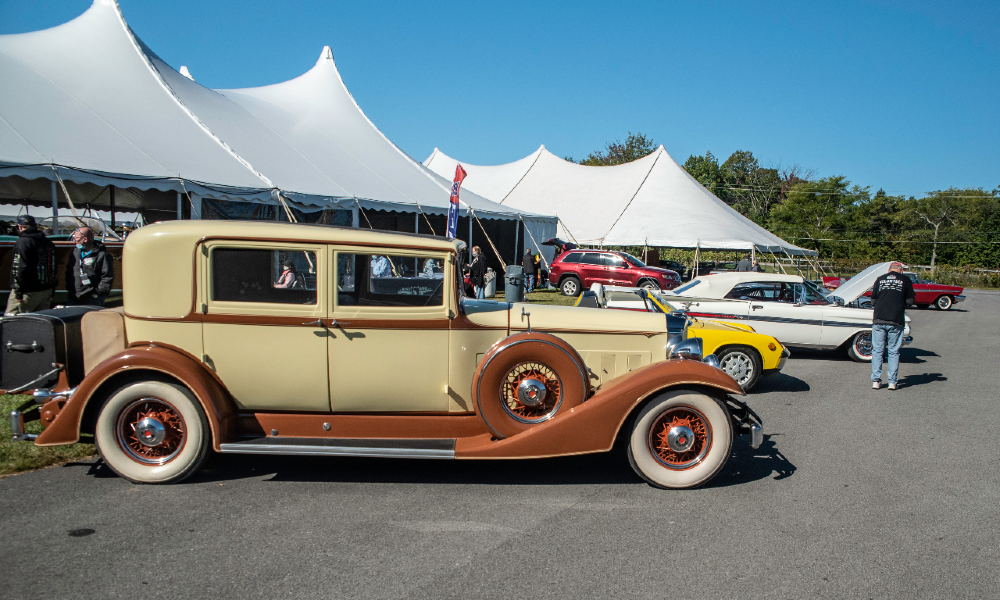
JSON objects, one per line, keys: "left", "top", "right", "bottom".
{"left": 560, "top": 253, "right": 582, "bottom": 264}
{"left": 337, "top": 253, "right": 444, "bottom": 307}
{"left": 211, "top": 248, "right": 317, "bottom": 304}
{"left": 577, "top": 253, "right": 601, "bottom": 265}
{"left": 602, "top": 254, "right": 627, "bottom": 268}
{"left": 726, "top": 282, "right": 778, "bottom": 301}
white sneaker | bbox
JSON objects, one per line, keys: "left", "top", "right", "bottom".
{"left": 888, "top": 383, "right": 897, "bottom": 390}
{"left": 872, "top": 381, "right": 881, "bottom": 390}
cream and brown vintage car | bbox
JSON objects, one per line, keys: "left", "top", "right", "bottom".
{"left": 7, "top": 221, "right": 762, "bottom": 489}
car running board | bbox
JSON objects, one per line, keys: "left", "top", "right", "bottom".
{"left": 219, "top": 436, "right": 456, "bottom": 459}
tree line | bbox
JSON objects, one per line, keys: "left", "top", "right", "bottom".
{"left": 571, "top": 133, "right": 999, "bottom": 269}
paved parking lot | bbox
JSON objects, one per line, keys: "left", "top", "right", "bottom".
{"left": 1, "top": 291, "right": 997, "bottom": 599}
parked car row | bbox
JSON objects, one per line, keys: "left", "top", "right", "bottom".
{"left": 823, "top": 272, "right": 964, "bottom": 311}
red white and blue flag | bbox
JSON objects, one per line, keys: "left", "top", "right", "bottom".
{"left": 446, "top": 164, "right": 467, "bottom": 239}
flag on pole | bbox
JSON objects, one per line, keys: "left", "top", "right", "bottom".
{"left": 446, "top": 164, "right": 467, "bottom": 239}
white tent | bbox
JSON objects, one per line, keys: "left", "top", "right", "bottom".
{"left": 424, "top": 145, "right": 816, "bottom": 256}
{"left": 0, "top": 0, "right": 555, "bottom": 247}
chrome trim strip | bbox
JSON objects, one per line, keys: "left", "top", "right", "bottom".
{"left": 219, "top": 443, "right": 455, "bottom": 459}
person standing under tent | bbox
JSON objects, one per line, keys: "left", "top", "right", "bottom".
{"left": 469, "top": 246, "right": 487, "bottom": 299}
{"left": 522, "top": 247, "right": 537, "bottom": 295}
{"left": 870, "top": 262, "right": 915, "bottom": 391}
{"left": 6, "top": 215, "right": 56, "bottom": 315}
{"left": 751, "top": 258, "right": 762, "bottom": 272}
{"left": 66, "top": 226, "right": 115, "bottom": 307}
{"left": 736, "top": 253, "right": 752, "bottom": 272}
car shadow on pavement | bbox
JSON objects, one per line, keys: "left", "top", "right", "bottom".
{"left": 899, "top": 372, "right": 947, "bottom": 388}
{"left": 702, "top": 434, "right": 796, "bottom": 488}
{"left": 71, "top": 435, "right": 792, "bottom": 489}
{"left": 900, "top": 348, "right": 939, "bottom": 364}
{"left": 753, "top": 372, "right": 809, "bottom": 393}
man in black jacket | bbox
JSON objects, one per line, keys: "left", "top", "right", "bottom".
{"left": 870, "top": 262, "right": 915, "bottom": 390}
{"left": 469, "top": 246, "right": 487, "bottom": 299}
{"left": 66, "top": 226, "right": 115, "bottom": 307}
{"left": 522, "top": 247, "right": 537, "bottom": 295}
{"left": 5, "top": 215, "right": 56, "bottom": 315}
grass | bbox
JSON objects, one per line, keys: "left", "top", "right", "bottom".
{"left": 0, "top": 394, "right": 95, "bottom": 479}
{"left": 492, "top": 287, "right": 579, "bottom": 306}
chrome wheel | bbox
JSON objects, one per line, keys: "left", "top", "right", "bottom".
{"left": 719, "top": 350, "right": 754, "bottom": 386}
{"left": 936, "top": 295, "right": 952, "bottom": 310}
{"left": 560, "top": 278, "right": 580, "bottom": 296}
{"left": 853, "top": 332, "right": 873, "bottom": 360}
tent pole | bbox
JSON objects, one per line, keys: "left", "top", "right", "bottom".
{"left": 468, "top": 213, "right": 473, "bottom": 262}
{"left": 176, "top": 191, "right": 183, "bottom": 220}
{"left": 51, "top": 180, "right": 59, "bottom": 236}
{"left": 109, "top": 186, "right": 116, "bottom": 230}
{"left": 693, "top": 242, "right": 700, "bottom": 281}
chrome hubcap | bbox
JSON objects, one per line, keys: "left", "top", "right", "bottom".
{"left": 856, "top": 333, "right": 873, "bottom": 356}
{"left": 666, "top": 425, "right": 695, "bottom": 452}
{"left": 135, "top": 417, "right": 166, "bottom": 447}
{"left": 516, "top": 378, "right": 548, "bottom": 407}
{"left": 720, "top": 352, "right": 753, "bottom": 385}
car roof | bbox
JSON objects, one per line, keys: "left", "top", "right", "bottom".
{"left": 669, "top": 272, "right": 805, "bottom": 299}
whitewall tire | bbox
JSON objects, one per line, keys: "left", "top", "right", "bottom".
{"left": 627, "top": 390, "right": 732, "bottom": 489}
{"left": 847, "top": 331, "right": 874, "bottom": 363}
{"left": 95, "top": 380, "right": 210, "bottom": 484}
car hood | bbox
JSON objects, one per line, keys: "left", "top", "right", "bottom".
{"left": 829, "top": 262, "right": 893, "bottom": 303}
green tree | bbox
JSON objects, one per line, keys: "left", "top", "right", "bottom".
{"left": 578, "top": 132, "right": 657, "bottom": 166}
{"left": 683, "top": 151, "right": 726, "bottom": 201}
{"left": 720, "top": 150, "right": 784, "bottom": 226}
{"left": 769, "top": 176, "right": 869, "bottom": 257}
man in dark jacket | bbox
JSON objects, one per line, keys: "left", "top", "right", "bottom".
{"left": 66, "top": 226, "right": 115, "bottom": 307}
{"left": 736, "top": 254, "right": 752, "bottom": 272}
{"left": 522, "top": 247, "right": 538, "bottom": 295}
{"left": 870, "top": 262, "right": 915, "bottom": 390}
{"left": 5, "top": 215, "right": 56, "bottom": 315}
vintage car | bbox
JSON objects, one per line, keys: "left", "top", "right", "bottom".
{"left": 6, "top": 221, "right": 763, "bottom": 489}
{"left": 578, "top": 284, "right": 790, "bottom": 392}
{"left": 664, "top": 265, "right": 913, "bottom": 362}
{"left": 825, "top": 271, "right": 966, "bottom": 311}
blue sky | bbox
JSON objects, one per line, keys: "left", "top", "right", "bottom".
{"left": 2, "top": 0, "right": 997, "bottom": 196}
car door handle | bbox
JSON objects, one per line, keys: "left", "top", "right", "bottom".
{"left": 751, "top": 305, "right": 764, "bottom": 310}
{"left": 303, "top": 320, "right": 325, "bottom": 327}
{"left": 330, "top": 319, "right": 350, "bottom": 328}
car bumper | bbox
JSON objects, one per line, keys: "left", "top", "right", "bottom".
{"left": 954, "top": 295, "right": 966, "bottom": 303}
{"left": 762, "top": 347, "right": 790, "bottom": 378}
{"left": 725, "top": 396, "right": 763, "bottom": 449}
{"left": 9, "top": 398, "right": 40, "bottom": 442}
{"left": 902, "top": 335, "right": 913, "bottom": 345}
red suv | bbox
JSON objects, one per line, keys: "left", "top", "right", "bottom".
{"left": 549, "top": 250, "right": 681, "bottom": 296}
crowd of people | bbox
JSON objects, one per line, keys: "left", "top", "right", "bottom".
{"left": 4, "top": 214, "right": 115, "bottom": 315}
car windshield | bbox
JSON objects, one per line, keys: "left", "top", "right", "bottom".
{"left": 618, "top": 252, "right": 646, "bottom": 267}
{"left": 797, "top": 281, "right": 831, "bottom": 305}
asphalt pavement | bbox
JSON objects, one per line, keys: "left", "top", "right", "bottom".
{"left": 2, "top": 291, "right": 998, "bottom": 599}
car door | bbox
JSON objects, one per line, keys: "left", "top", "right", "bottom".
{"left": 328, "top": 248, "right": 451, "bottom": 412}
{"left": 200, "top": 242, "right": 330, "bottom": 412}
{"left": 602, "top": 253, "right": 632, "bottom": 286}
{"left": 576, "top": 252, "right": 607, "bottom": 287}
{"left": 721, "top": 281, "right": 816, "bottom": 345}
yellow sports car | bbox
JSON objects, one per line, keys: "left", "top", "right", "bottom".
{"left": 579, "top": 284, "right": 789, "bottom": 391}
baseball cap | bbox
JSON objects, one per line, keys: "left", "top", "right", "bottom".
{"left": 889, "top": 261, "right": 904, "bottom": 271}
{"left": 16, "top": 215, "right": 36, "bottom": 227}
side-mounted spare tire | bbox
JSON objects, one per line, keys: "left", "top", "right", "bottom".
{"left": 472, "top": 332, "right": 591, "bottom": 439}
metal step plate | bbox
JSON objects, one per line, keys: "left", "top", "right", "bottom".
{"left": 219, "top": 437, "right": 456, "bottom": 459}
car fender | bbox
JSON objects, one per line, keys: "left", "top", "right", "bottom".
{"left": 34, "top": 344, "right": 237, "bottom": 451}
{"left": 455, "top": 359, "right": 742, "bottom": 459}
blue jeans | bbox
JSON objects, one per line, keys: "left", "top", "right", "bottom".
{"left": 524, "top": 274, "right": 535, "bottom": 295}
{"left": 871, "top": 324, "right": 904, "bottom": 384}
{"left": 475, "top": 286, "right": 485, "bottom": 299}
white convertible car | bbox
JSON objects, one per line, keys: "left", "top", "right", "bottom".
{"left": 662, "top": 264, "right": 912, "bottom": 362}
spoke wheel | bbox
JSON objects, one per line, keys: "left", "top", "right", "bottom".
{"left": 500, "top": 362, "right": 563, "bottom": 423}
{"left": 647, "top": 407, "right": 712, "bottom": 470}
{"left": 115, "top": 398, "right": 186, "bottom": 465}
